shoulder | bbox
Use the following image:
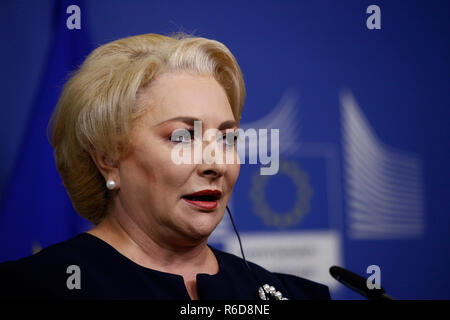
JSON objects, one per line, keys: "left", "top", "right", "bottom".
{"left": 211, "top": 247, "right": 331, "bottom": 300}
{"left": 0, "top": 233, "right": 92, "bottom": 270}
{"left": 272, "top": 272, "right": 331, "bottom": 300}
{"left": 0, "top": 233, "right": 99, "bottom": 299}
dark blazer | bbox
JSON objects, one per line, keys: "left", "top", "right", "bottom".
{"left": 0, "top": 233, "right": 330, "bottom": 300}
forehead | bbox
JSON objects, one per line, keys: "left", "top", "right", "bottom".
{"left": 139, "top": 72, "right": 234, "bottom": 125}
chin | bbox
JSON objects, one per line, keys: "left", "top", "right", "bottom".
{"left": 185, "top": 215, "right": 222, "bottom": 241}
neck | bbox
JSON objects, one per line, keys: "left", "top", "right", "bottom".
{"left": 87, "top": 211, "right": 218, "bottom": 300}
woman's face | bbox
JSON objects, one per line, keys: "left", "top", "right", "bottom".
{"left": 115, "top": 72, "right": 240, "bottom": 246}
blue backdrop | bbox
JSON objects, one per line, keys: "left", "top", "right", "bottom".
{"left": 1, "top": 0, "right": 449, "bottom": 300}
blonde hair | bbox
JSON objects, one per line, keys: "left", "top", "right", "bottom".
{"left": 49, "top": 32, "right": 246, "bottom": 224}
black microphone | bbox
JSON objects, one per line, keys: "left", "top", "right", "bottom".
{"left": 329, "top": 265, "right": 395, "bottom": 300}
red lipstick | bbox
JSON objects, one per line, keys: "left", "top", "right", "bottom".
{"left": 182, "top": 189, "right": 222, "bottom": 211}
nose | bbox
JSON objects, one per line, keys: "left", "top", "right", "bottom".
{"left": 197, "top": 162, "right": 226, "bottom": 179}
{"left": 197, "top": 136, "right": 227, "bottom": 179}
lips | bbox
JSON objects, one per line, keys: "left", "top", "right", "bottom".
{"left": 182, "top": 189, "right": 222, "bottom": 210}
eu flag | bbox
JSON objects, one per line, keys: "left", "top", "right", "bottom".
{"left": 0, "top": 0, "right": 93, "bottom": 261}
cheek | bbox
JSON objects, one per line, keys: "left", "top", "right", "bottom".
{"left": 129, "top": 143, "right": 196, "bottom": 192}
{"left": 119, "top": 140, "right": 164, "bottom": 190}
{"left": 119, "top": 152, "right": 157, "bottom": 193}
{"left": 159, "top": 163, "right": 195, "bottom": 189}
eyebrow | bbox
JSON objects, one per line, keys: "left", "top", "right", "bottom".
{"left": 156, "top": 116, "right": 238, "bottom": 130}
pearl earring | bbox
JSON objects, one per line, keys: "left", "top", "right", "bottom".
{"left": 106, "top": 179, "right": 116, "bottom": 190}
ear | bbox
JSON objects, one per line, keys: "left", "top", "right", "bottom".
{"left": 89, "top": 152, "right": 120, "bottom": 187}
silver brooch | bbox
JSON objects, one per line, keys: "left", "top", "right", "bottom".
{"left": 258, "top": 284, "right": 289, "bottom": 300}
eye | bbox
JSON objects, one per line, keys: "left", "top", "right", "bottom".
{"left": 169, "top": 128, "right": 194, "bottom": 143}
{"left": 221, "top": 130, "right": 239, "bottom": 147}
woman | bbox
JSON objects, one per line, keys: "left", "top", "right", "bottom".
{"left": 0, "top": 33, "right": 330, "bottom": 300}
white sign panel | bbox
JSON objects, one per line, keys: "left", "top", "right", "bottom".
{"left": 224, "top": 230, "right": 342, "bottom": 290}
